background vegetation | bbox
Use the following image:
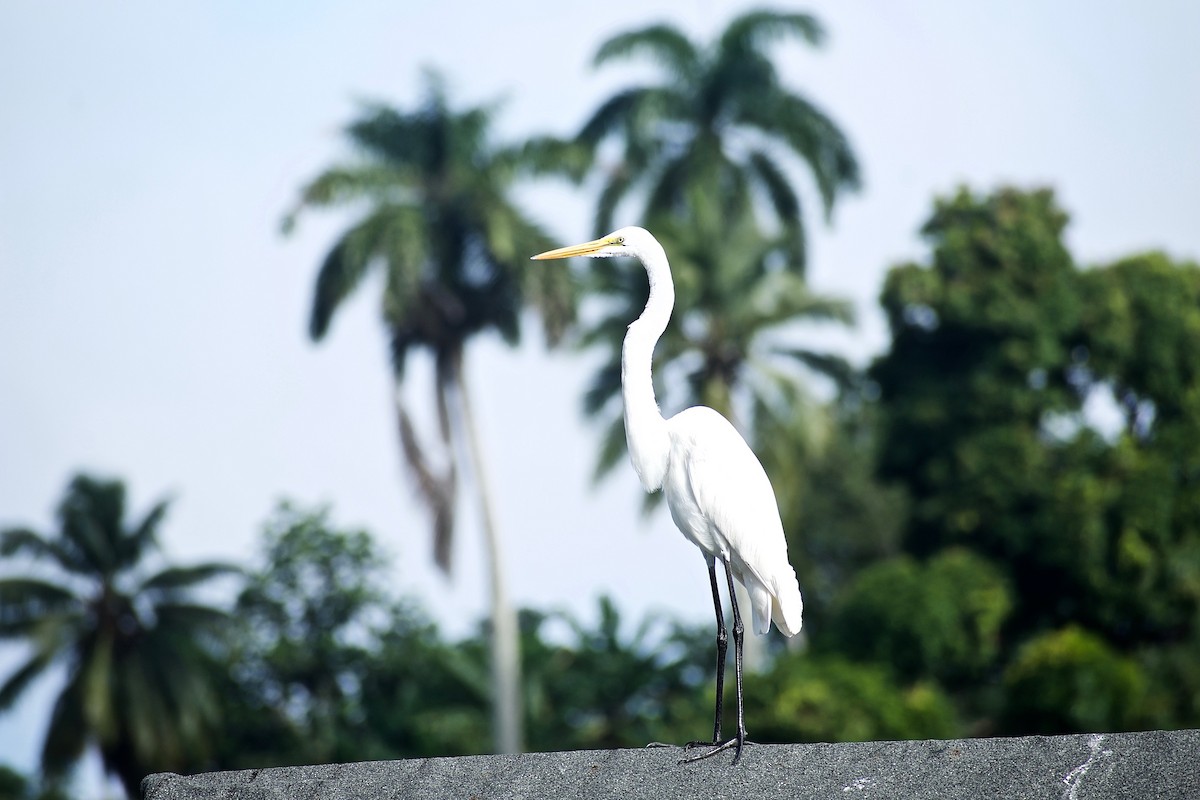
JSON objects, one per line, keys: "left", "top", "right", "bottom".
{"left": 3, "top": 6, "right": 1199, "bottom": 799}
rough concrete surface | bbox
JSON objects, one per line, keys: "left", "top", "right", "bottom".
{"left": 143, "top": 729, "right": 1200, "bottom": 800}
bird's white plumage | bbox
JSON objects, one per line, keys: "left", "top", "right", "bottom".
{"left": 662, "top": 406, "right": 804, "bottom": 636}
{"left": 534, "top": 225, "right": 804, "bottom": 639}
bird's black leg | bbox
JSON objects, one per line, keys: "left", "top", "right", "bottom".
{"left": 725, "top": 557, "right": 748, "bottom": 765}
{"left": 680, "top": 557, "right": 749, "bottom": 766}
{"left": 683, "top": 558, "right": 726, "bottom": 749}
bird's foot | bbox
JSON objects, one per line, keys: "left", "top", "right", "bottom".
{"left": 679, "top": 731, "right": 751, "bottom": 766}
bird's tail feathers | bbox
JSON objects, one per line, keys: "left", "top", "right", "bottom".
{"left": 770, "top": 572, "right": 804, "bottom": 637}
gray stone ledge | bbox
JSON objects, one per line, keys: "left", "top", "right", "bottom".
{"left": 143, "top": 729, "right": 1200, "bottom": 800}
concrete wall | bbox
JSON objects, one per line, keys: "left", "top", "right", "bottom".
{"left": 143, "top": 729, "right": 1200, "bottom": 800}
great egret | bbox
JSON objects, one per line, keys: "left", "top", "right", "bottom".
{"left": 532, "top": 226, "right": 804, "bottom": 765}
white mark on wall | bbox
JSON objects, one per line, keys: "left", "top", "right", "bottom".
{"left": 1061, "top": 734, "right": 1113, "bottom": 800}
{"left": 842, "top": 776, "right": 874, "bottom": 793}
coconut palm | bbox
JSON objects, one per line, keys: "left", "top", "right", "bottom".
{"left": 283, "top": 72, "right": 576, "bottom": 754}
{"left": 578, "top": 8, "right": 861, "bottom": 269}
{"left": 0, "top": 474, "right": 237, "bottom": 798}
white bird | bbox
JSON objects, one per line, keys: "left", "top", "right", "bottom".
{"left": 532, "top": 226, "right": 804, "bottom": 765}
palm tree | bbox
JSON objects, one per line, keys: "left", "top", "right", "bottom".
{"left": 578, "top": 8, "right": 861, "bottom": 269}
{"left": 0, "top": 474, "right": 237, "bottom": 798}
{"left": 283, "top": 72, "right": 576, "bottom": 754}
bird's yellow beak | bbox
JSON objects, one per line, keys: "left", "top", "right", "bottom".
{"left": 531, "top": 235, "right": 617, "bottom": 261}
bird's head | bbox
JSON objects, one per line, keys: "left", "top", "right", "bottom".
{"left": 531, "top": 226, "right": 657, "bottom": 262}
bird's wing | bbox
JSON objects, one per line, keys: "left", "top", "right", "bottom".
{"left": 672, "top": 408, "right": 799, "bottom": 634}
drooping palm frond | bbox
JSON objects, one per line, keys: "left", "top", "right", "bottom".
{"left": 746, "top": 149, "right": 807, "bottom": 268}
{"left": 308, "top": 203, "right": 428, "bottom": 341}
{"left": 396, "top": 399, "right": 457, "bottom": 575}
{"left": 40, "top": 670, "right": 88, "bottom": 778}
{"left": 743, "top": 91, "right": 862, "bottom": 216}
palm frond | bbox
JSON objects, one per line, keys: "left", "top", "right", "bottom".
{"left": 0, "top": 578, "right": 80, "bottom": 636}
{"left": 582, "top": 361, "right": 623, "bottom": 416}
{"left": 749, "top": 92, "right": 861, "bottom": 216}
{"left": 281, "top": 165, "right": 417, "bottom": 233}
{"left": 577, "top": 88, "right": 656, "bottom": 149}
{"left": 0, "top": 528, "right": 75, "bottom": 571}
{"left": 121, "top": 496, "right": 169, "bottom": 571}
{"left": 499, "top": 136, "right": 592, "bottom": 183}
{"left": 81, "top": 631, "right": 116, "bottom": 743}
{"left": 152, "top": 602, "right": 233, "bottom": 632}
{"left": 59, "top": 476, "right": 125, "bottom": 577}
{"left": 719, "top": 10, "right": 825, "bottom": 55}
{"left": 496, "top": 211, "right": 577, "bottom": 345}
{"left": 644, "top": 155, "right": 693, "bottom": 219}
{"left": 593, "top": 414, "right": 630, "bottom": 483}
{"left": 747, "top": 149, "right": 802, "bottom": 227}
{"left": 345, "top": 103, "right": 433, "bottom": 167}
{"left": 40, "top": 673, "right": 88, "bottom": 778}
{"left": 593, "top": 24, "right": 700, "bottom": 80}
{"left": 309, "top": 204, "right": 425, "bottom": 341}
{"left": 139, "top": 563, "right": 240, "bottom": 595}
{"left": 0, "top": 646, "right": 59, "bottom": 710}
{"left": 594, "top": 164, "right": 637, "bottom": 236}
{"left": 735, "top": 269, "right": 855, "bottom": 331}
{"left": 772, "top": 347, "right": 860, "bottom": 390}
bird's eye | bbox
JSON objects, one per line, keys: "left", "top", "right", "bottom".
{"left": 616, "top": 236, "right": 625, "bottom": 245}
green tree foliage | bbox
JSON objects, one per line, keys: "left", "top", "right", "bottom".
{"left": 864, "top": 185, "right": 1200, "bottom": 735}
{"left": 358, "top": 603, "right": 491, "bottom": 758}
{"left": 826, "top": 549, "right": 1011, "bottom": 687}
{"left": 0, "top": 475, "right": 237, "bottom": 798}
{"left": 873, "top": 187, "right": 1083, "bottom": 561}
{"left": 520, "top": 597, "right": 712, "bottom": 751}
{"left": 219, "top": 503, "right": 394, "bottom": 766}
{"left": 1000, "top": 626, "right": 1149, "bottom": 734}
{"left": 747, "top": 654, "right": 958, "bottom": 743}
{"left": 765, "top": 399, "right": 906, "bottom": 623}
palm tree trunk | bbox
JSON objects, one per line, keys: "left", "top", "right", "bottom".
{"left": 453, "top": 353, "right": 523, "bottom": 754}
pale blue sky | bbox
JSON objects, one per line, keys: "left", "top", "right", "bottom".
{"left": 1, "top": 0, "right": 1198, "bottom": 791}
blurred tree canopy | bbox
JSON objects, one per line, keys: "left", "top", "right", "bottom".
{"left": 862, "top": 185, "right": 1200, "bottom": 735}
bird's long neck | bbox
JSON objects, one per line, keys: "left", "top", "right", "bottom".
{"left": 622, "top": 241, "right": 674, "bottom": 492}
